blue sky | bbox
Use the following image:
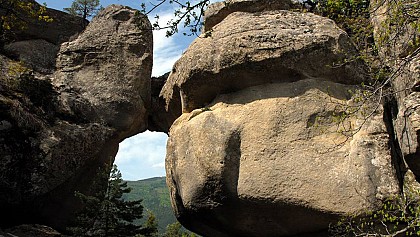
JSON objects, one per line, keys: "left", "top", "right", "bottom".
{"left": 37, "top": 0, "right": 219, "bottom": 180}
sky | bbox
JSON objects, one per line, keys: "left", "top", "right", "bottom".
{"left": 36, "top": 0, "right": 218, "bottom": 180}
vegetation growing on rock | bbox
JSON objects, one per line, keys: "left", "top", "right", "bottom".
{"left": 0, "top": 0, "right": 419, "bottom": 236}
{"left": 0, "top": 0, "right": 52, "bottom": 50}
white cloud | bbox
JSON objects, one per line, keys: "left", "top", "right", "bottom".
{"left": 114, "top": 131, "right": 168, "bottom": 180}
{"left": 150, "top": 9, "right": 185, "bottom": 77}
{"left": 152, "top": 162, "right": 166, "bottom": 168}
{"left": 150, "top": 1, "right": 218, "bottom": 77}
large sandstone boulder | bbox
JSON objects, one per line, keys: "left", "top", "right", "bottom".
{"left": 164, "top": 3, "right": 400, "bottom": 236}
{"left": 165, "top": 1, "right": 418, "bottom": 235}
{"left": 166, "top": 79, "right": 399, "bottom": 236}
{"left": 161, "top": 10, "right": 367, "bottom": 126}
{"left": 0, "top": 5, "right": 152, "bottom": 230}
{"left": 54, "top": 4, "right": 152, "bottom": 137}
{"left": 166, "top": 80, "right": 400, "bottom": 237}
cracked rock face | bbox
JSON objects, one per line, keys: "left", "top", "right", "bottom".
{"left": 370, "top": 0, "right": 420, "bottom": 180}
{"left": 54, "top": 5, "right": 152, "bottom": 137}
{"left": 161, "top": 10, "right": 367, "bottom": 127}
{"left": 0, "top": 5, "right": 152, "bottom": 230}
{"left": 164, "top": 5, "right": 399, "bottom": 237}
{"left": 166, "top": 81, "right": 399, "bottom": 237}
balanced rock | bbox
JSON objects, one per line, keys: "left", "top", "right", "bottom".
{"left": 161, "top": 10, "right": 367, "bottom": 126}
{"left": 164, "top": 4, "right": 399, "bottom": 237}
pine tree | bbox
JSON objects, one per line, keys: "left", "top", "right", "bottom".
{"left": 163, "top": 222, "right": 197, "bottom": 237}
{"left": 69, "top": 164, "right": 150, "bottom": 237}
{"left": 64, "top": 0, "right": 101, "bottom": 21}
{"left": 136, "top": 211, "right": 159, "bottom": 237}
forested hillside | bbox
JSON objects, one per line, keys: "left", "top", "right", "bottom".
{"left": 125, "top": 177, "right": 176, "bottom": 232}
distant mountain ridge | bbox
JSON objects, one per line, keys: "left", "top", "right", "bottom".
{"left": 124, "top": 177, "right": 176, "bottom": 232}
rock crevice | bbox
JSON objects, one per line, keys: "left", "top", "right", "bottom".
{"left": 162, "top": 2, "right": 402, "bottom": 236}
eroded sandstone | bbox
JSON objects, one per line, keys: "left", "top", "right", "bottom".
{"left": 164, "top": 3, "right": 400, "bottom": 237}
{"left": 370, "top": 0, "right": 420, "bottom": 179}
{"left": 166, "top": 80, "right": 400, "bottom": 237}
{"left": 161, "top": 10, "right": 367, "bottom": 127}
{"left": 203, "top": 0, "right": 297, "bottom": 32}
{"left": 0, "top": 5, "right": 152, "bottom": 230}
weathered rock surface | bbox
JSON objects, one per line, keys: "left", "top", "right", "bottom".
{"left": 149, "top": 72, "right": 171, "bottom": 133}
{"left": 1, "top": 0, "right": 416, "bottom": 236}
{"left": 166, "top": 80, "right": 400, "bottom": 237}
{"left": 203, "top": 0, "right": 297, "bottom": 32}
{"left": 161, "top": 10, "right": 367, "bottom": 126}
{"left": 393, "top": 58, "right": 420, "bottom": 177}
{"left": 164, "top": 3, "right": 402, "bottom": 236}
{"left": 1, "top": 0, "right": 86, "bottom": 74}
{"left": 370, "top": 0, "right": 420, "bottom": 179}
{"left": 0, "top": 224, "right": 61, "bottom": 237}
{"left": 54, "top": 4, "right": 152, "bottom": 137}
{"left": 10, "top": 0, "right": 87, "bottom": 45}
{"left": 0, "top": 5, "right": 152, "bottom": 230}
{"left": 4, "top": 39, "right": 59, "bottom": 73}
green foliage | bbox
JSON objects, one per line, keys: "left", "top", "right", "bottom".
{"left": 375, "top": 0, "right": 420, "bottom": 58}
{"left": 0, "top": 0, "right": 52, "bottom": 49}
{"left": 69, "top": 165, "right": 153, "bottom": 237}
{"left": 135, "top": 211, "right": 159, "bottom": 237}
{"left": 124, "top": 178, "right": 199, "bottom": 236}
{"left": 163, "top": 222, "right": 197, "bottom": 237}
{"left": 1, "top": 60, "right": 57, "bottom": 123}
{"left": 303, "top": 0, "right": 418, "bottom": 142}
{"left": 139, "top": 0, "right": 210, "bottom": 37}
{"left": 64, "top": 0, "right": 101, "bottom": 21}
{"left": 330, "top": 182, "right": 420, "bottom": 236}
{"left": 309, "top": 0, "right": 375, "bottom": 64}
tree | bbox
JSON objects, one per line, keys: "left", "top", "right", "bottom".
{"left": 64, "top": 0, "right": 101, "bottom": 21}
{"left": 163, "top": 222, "right": 197, "bottom": 237}
{"left": 0, "top": 0, "right": 52, "bottom": 50}
{"left": 136, "top": 211, "right": 159, "bottom": 237}
{"left": 69, "top": 164, "right": 153, "bottom": 237}
{"left": 140, "top": 0, "right": 210, "bottom": 37}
